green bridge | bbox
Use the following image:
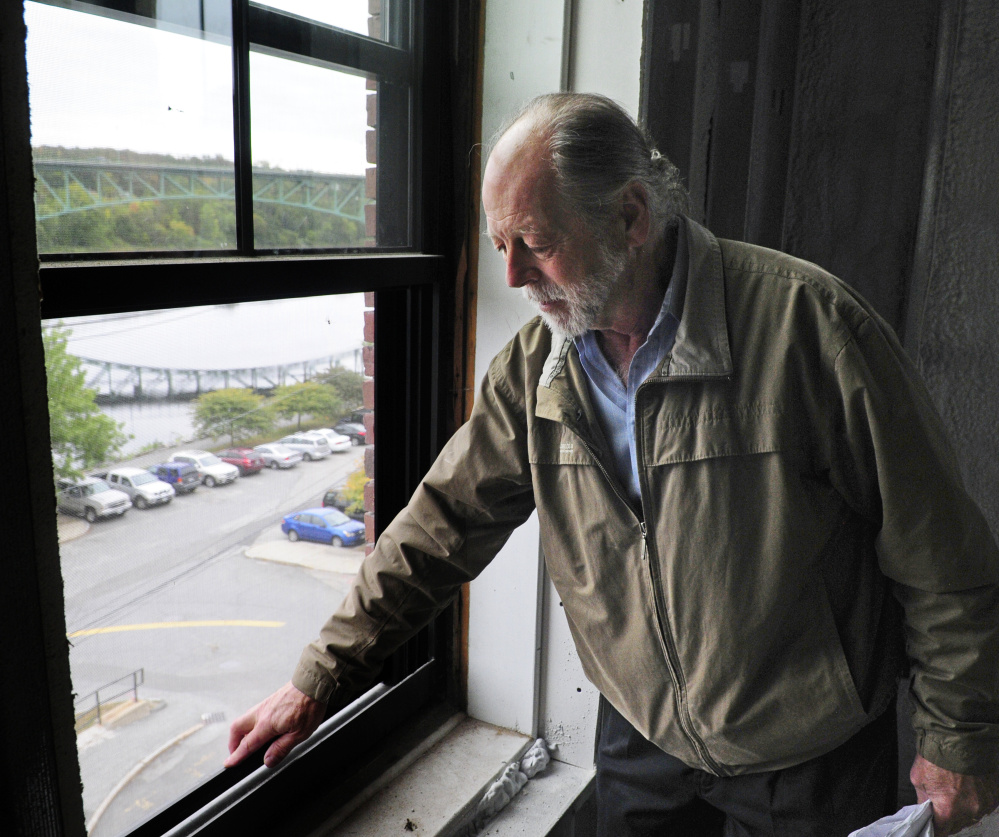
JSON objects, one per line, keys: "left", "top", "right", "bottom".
{"left": 33, "top": 160, "right": 368, "bottom": 223}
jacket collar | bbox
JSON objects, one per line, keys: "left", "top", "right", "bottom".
{"left": 662, "top": 216, "right": 732, "bottom": 379}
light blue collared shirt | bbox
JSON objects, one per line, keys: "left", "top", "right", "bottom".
{"left": 574, "top": 220, "right": 688, "bottom": 508}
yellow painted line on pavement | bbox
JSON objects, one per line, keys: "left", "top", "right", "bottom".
{"left": 68, "top": 620, "right": 285, "bottom": 638}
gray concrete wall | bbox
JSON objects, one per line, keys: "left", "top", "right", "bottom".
{"left": 783, "top": 0, "right": 938, "bottom": 334}
{"left": 905, "top": 0, "right": 999, "bottom": 535}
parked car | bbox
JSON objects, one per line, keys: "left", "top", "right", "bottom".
{"left": 94, "top": 467, "right": 174, "bottom": 509}
{"left": 57, "top": 477, "right": 131, "bottom": 523}
{"left": 322, "top": 486, "right": 364, "bottom": 521}
{"left": 333, "top": 420, "right": 366, "bottom": 446}
{"left": 169, "top": 449, "right": 239, "bottom": 487}
{"left": 313, "top": 428, "right": 352, "bottom": 453}
{"left": 281, "top": 507, "right": 365, "bottom": 548}
{"left": 148, "top": 461, "right": 201, "bottom": 494}
{"left": 218, "top": 447, "right": 265, "bottom": 475}
{"left": 279, "top": 432, "right": 332, "bottom": 461}
{"left": 253, "top": 443, "right": 303, "bottom": 469}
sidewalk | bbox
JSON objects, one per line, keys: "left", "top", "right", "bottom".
{"left": 58, "top": 513, "right": 89, "bottom": 543}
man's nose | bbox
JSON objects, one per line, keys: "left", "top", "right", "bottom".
{"left": 504, "top": 249, "right": 534, "bottom": 289}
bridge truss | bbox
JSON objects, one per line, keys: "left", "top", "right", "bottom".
{"left": 80, "top": 349, "right": 362, "bottom": 401}
{"left": 33, "top": 160, "right": 368, "bottom": 223}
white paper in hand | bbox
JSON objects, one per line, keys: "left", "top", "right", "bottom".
{"left": 848, "top": 801, "right": 934, "bottom": 837}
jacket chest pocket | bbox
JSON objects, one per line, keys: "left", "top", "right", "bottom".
{"left": 639, "top": 400, "right": 800, "bottom": 466}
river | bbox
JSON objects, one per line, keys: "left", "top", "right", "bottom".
{"left": 42, "top": 293, "right": 367, "bottom": 457}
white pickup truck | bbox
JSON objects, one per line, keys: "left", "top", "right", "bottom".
{"left": 95, "top": 467, "right": 175, "bottom": 509}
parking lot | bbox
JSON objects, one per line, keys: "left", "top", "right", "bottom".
{"left": 58, "top": 445, "right": 367, "bottom": 834}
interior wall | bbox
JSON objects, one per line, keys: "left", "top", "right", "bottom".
{"left": 641, "top": 0, "right": 999, "bottom": 537}
{"left": 468, "top": 0, "right": 647, "bottom": 768}
{"left": 467, "top": 0, "right": 569, "bottom": 738}
{"left": 782, "top": 0, "right": 938, "bottom": 334}
{"left": 567, "top": 0, "right": 645, "bottom": 115}
{"left": 642, "top": 0, "right": 937, "bottom": 336}
{"left": 906, "top": 0, "right": 999, "bottom": 536}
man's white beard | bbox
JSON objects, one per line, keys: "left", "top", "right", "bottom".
{"left": 524, "top": 242, "right": 628, "bottom": 339}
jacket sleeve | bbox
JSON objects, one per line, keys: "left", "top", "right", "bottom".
{"left": 830, "top": 310, "right": 999, "bottom": 775}
{"left": 292, "top": 341, "right": 538, "bottom": 706}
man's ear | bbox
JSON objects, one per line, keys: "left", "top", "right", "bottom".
{"left": 620, "top": 182, "right": 651, "bottom": 249}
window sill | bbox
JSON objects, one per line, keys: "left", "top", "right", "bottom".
{"left": 314, "top": 711, "right": 595, "bottom": 837}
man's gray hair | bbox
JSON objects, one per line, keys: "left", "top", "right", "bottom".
{"left": 495, "top": 92, "right": 689, "bottom": 235}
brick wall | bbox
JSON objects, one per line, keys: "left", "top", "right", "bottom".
{"left": 362, "top": 0, "right": 380, "bottom": 553}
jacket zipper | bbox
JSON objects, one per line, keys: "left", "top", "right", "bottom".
{"left": 571, "top": 417, "right": 723, "bottom": 775}
{"left": 633, "top": 378, "right": 726, "bottom": 776}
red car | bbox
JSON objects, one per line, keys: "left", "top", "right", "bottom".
{"left": 218, "top": 447, "right": 265, "bottom": 475}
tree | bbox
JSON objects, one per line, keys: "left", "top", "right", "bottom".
{"left": 341, "top": 467, "right": 370, "bottom": 517}
{"left": 44, "top": 325, "right": 128, "bottom": 481}
{"left": 193, "top": 388, "right": 273, "bottom": 444}
{"left": 271, "top": 381, "right": 343, "bottom": 430}
{"left": 314, "top": 366, "right": 364, "bottom": 412}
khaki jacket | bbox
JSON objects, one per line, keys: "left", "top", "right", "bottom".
{"left": 295, "top": 219, "right": 999, "bottom": 776}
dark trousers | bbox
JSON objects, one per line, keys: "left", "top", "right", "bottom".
{"left": 595, "top": 698, "right": 898, "bottom": 836}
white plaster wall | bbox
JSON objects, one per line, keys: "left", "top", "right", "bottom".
{"left": 535, "top": 0, "right": 646, "bottom": 768}
{"left": 467, "top": 0, "right": 645, "bottom": 765}
{"left": 466, "top": 0, "right": 568, "bottom": 736}
{"left": 568, "top": 0, "right": 645, "bottom": 117}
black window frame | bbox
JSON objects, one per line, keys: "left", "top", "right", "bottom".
{"left": 29, "top": 0, "right": 462, "bottom": 834}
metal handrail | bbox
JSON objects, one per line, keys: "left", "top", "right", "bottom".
{"left": 74, "top": 668, "right": 144, "bottom": 728}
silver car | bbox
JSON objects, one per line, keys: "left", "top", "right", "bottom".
{"left": 57, "top": 477, "right": 132, "bottom": 523}
{"left": 253, "top": 443, "right": 304, "bottom": 469}
{"left": 278, "top": 433, "right": 332, "bottom": 461}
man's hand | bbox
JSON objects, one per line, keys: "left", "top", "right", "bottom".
{"left": 910, "top": 753, "right": 999, "bottom": 836}
{"left": 225, "top": 681, "right": 326, "bottom": 769}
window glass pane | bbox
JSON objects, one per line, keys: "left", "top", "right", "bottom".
{"left": 43, "top": 293, "right": 373, "bottom": 836}
{"left": 249, "top": 53, "right": 374, "bottom": 249}
{"left": 254, "top": 0, "right": 388, "bottom": 42}
{"left": 25, "top": 1, "right": 236, "bottom": 254}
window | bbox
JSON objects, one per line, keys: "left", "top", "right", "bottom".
{"left": 25, "top": 0, "right": 467, "bottom": 834}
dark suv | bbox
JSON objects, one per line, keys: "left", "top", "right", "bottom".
{"left": 333, "top": 420, "right": 366, "bottom": 446}
{"left": 322, "top": 486, "right": 364, "bottom": 521}
{"left": 148, "top": 462, "right": 201, "bottom": 494}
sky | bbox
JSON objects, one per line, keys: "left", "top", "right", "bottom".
{"left": 43, "top": 294, "right": 368, "bottom": 369}
{"left": 24, "top": 0, "right": 372, "bottom": 174}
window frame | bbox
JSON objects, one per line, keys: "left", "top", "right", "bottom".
{"left": 27, "top": 0, "right": 466, "bottom": 834}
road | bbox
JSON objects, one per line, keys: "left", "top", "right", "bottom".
{"left": 58, "top": 447, "right": 367, "bottom": 835}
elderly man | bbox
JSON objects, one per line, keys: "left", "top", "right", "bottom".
{"left": 227, "top": 93, "right": 999, "bottom": 836}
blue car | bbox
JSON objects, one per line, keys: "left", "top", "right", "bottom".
{"left": 281, "top": 507, "right": 365, "bottom": 548}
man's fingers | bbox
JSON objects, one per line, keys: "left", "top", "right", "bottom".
{"left": 227, "top": 710, "right": 257, "bottom": 755}
{"left": 224, "top": 721, "right": 272, "bottom": 767}
{"left": 224, "top": 682, "right": 326, "bottom": 769}
{"left": 263, "top": 731, "right": 304, "bottom": 768}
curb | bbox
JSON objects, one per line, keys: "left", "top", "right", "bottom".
{"left": 86, "top": 721, "right": 205, "bottom": 836}
{"left": 58, "top": 514, "right": 90, "bottom": 543}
